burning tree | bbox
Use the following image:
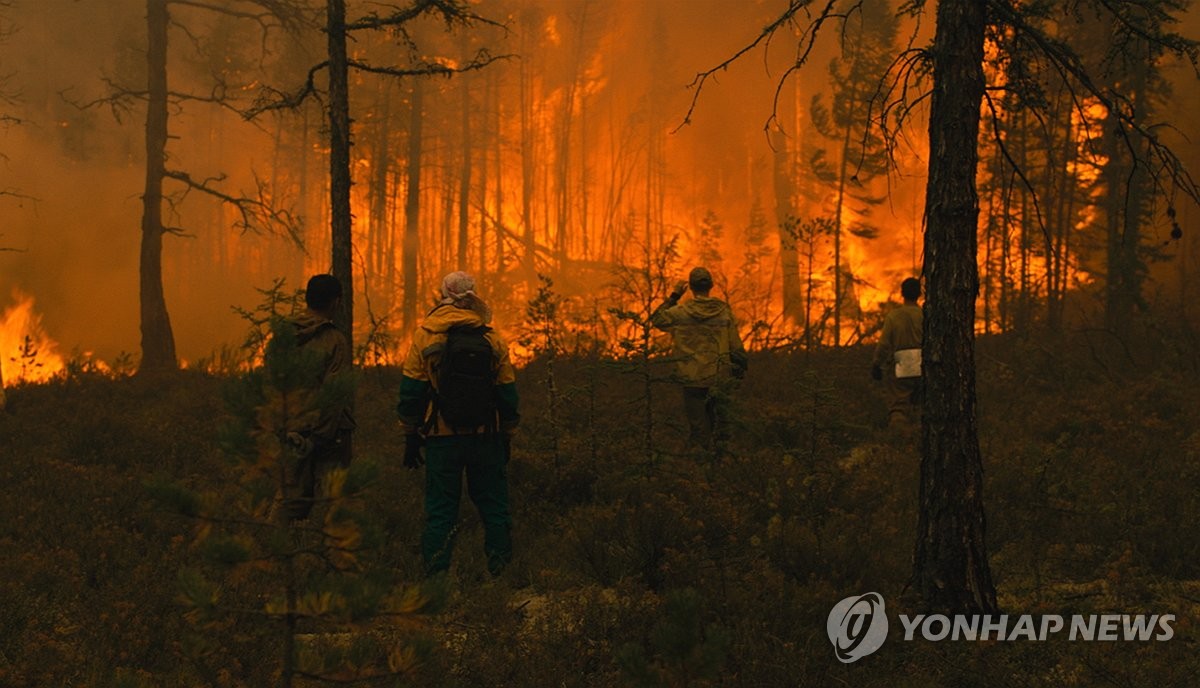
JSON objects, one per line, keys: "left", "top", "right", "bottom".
{"left": 807, "top": 0, "right": 897, "bottom": 345}
{"left": 250, "top": 0, "right": 507, "bottom": 353}
{"left": 684, "top": 0, "right": 1200, "bottom": 614}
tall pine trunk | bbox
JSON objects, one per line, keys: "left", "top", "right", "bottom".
{"left": 914, "top": 0, "right": 999, "bottom": 615}
{"left": 139, "top": 0, "right": 176, "bottom": 373}
{"left": 402, "top": 80, "right": 424, "bottom": 330}
{"left": 327, "top": 0, "right": 353, "bottom": 351}
{"left": 457, "top": 71, "right": 472, "bottom": 270}
{"left": 770, "top": 127, "right": 803, "bottom": 326}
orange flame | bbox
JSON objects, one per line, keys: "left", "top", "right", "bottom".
{"left": 0, "top": 291, "right": 66, "bottom": 386}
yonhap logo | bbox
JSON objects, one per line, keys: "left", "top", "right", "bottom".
{"left": 826, "top": 592, "right": 1175, "bottom": 663}
{"left": 827, "top": 593, "right": 889, "bottom": 663}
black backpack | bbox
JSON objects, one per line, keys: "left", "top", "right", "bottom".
{"left": 432, "top": 325, "right": 498, "bottom": 432}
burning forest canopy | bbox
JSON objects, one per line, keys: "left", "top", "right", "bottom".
{"left": 0, "top": 0, "right": 1199, "bottom": 380}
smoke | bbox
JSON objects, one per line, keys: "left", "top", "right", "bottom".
{"left": 1, "top": 0, "right": 1195, "bottom": 364}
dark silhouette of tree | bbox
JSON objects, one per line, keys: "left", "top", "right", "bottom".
{"left": 78, "top": 0, "right": 309, "bottom": 373}
{"left": 683, "top": 0, "right": 1200, "bottom": 614}
{"left": 911, "top": 0, "right": 997, "bottom": 615}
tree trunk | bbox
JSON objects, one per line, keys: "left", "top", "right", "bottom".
{"left": 914, "top": 0, "right": 999, "bottom": 616}
{"left": 770, "top": 127, "right": 803, "bottom": 326}
{"left": 369, "top": 81, "right": 393, "bottom": 287}
{"left": 402, "top": 79, "right": 425, "bottom": 330}
{"left": 457, "top": 71, "right": 472, "bottom": 271}
{"left": 519, "top": 13, "right": 536, "bottom": 275}
{"left": 493, "top": 70, "right": 505, "bottom": 275}
{"left": 139, "top": 0, "right": 177, "bottom": 373}
{"left": 327, "top": 0, "right": 353, "bottom": 351}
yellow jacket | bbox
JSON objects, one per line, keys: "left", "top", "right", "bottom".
{"left": 651, "top": 296, "right": 748, "bottom": 387}
{"left": 873, "top": 303, "right": 923, "bottom": 369}
{"left": 396, "top": 305, "right": 519, "bottom": 436}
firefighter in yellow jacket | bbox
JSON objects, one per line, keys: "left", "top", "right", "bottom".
{"left": 651, "top": 267, "right": 748, "bottom": 458}
{"left": 397, "top": 271, "right": 519, "bottom": 577}
{"left": 872, "top": 277, "right": 923, "bottom": 428}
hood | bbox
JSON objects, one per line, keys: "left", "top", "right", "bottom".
{"left": 681, "top": 296, "right": 728, "bottom": 321}
{"left": 289, "top": 311, "right": 335, "bottom": 340}
{"left": 421, "top": 304, "right": 488, "bottom": 334}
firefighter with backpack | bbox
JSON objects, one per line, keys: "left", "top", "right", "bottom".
{"left": 397, "top": 271, "right": 520, "bottom": 577}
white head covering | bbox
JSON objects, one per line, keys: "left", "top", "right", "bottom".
{"left": 440, "top": 271, "right": 492, "bottom": 323}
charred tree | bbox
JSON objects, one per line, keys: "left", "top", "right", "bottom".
{"left": 139, "top": 0, "right": 175, "bottom": 373}
{"left": 457, "top": 68, "right": 472, "bottom": 271}
{"left": 130, "top": 0, "right": 303, "bottom": 373}
{"left": 327, "top": 0, "right": 353, "bottom": 345}
{"left": 519, "top": 6, "right": 538, "bottom": 275}
{"left": 771, "top": 127, "right": 803, "bottom": 326}
{"left": 913, "top": 0, "right": 998, "bottom": 615}
{"left": 402, "top": 80, "right": 424, "bottom": 330}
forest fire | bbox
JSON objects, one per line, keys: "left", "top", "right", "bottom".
{"left": 0, "top": 292, "right": 66, "bottom": 386}
{"left": 0, "top": 0, "right": 1188, "bottom": 367}
{"left": 2, "top": 2, "right": 1200, "bottom": 687}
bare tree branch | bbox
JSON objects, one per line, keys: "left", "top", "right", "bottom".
{"left": 164, "top": 168, "right": 303, "bottom": 246}
{"left": 676, "top": 0, "right": 850, "bottom": 134}
{"left": 246, "top": 61, "right": 328, "bottom": 118}
{"left": 346, "top": 0, "right": 505, "bottom": 33}
{"left": 248, "top": 0, "right": 508, "bottom": 119}
{"left": 988, "top": 0, "right": 1200, "bottom": 206}
{"left": 347, "top": 49, "right": 510, "bottom": 79}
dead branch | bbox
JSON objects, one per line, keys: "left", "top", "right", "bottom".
{"left": 988, "top": 0, "right": 1200, "bottom": 206}
{"left": 676, "top": 0, "right": 846, "bottom": 135}
{"left": 164, "top": 168, "right": 303, "bottom": 245}
{"left": 246, "top": 60, "right": 328, "bottom": 118}
{"left": 346, "top": 0, "right": 506, "bottom": 34}
{"left": 347, "top": 49, "right": 510, "bottom": 79}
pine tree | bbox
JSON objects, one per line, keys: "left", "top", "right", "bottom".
{"left": 149, "top": 318, "right": 433, "bottom": 686}
{"left": 808, "top": 0, "right": 898, "bottom": 345}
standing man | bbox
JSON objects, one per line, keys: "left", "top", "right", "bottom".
{"left": 282, "top": 273, "right": 356, "bottom": 521}
{"left": 397, "top": 271, "right": 519, "bottom": 577}
{"left": 651, "top": 266, "right": 748, "bottom": 459}
{"left": 871, "top": 277, "right": 923, "bottom": 428}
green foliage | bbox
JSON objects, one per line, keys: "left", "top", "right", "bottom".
{"left": 143, "top": 478, "right": 203, "bottom": 517}
{"left": 617, "top": 588, "right": 730, "bottom": 687}
{"left": 231, "top": 277, "right": 305, "bottom": 366}
{"left": 171, "top": 318, "right": 428, "bottom": 685}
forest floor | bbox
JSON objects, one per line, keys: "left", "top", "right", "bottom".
{"left": 1, "top": 327, "right": 1199, "bottom": 687}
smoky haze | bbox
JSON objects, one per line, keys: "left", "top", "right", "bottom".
{"left": 0, "top": 0, "right": 1196, "bottom": 365}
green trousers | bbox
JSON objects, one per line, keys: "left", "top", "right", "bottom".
{"left": 421, "top": 434, "right": 512, "bottom": 576}
{"left": 282, "top": 431, "right": 352, "bottom": 522}
{"left": 682, "top": 385, "right": 732, "bottom": 457}
{"left": 886, "top": 375, "right": 923, "bottom": 428}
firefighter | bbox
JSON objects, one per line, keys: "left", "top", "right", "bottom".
{"left": 651, "top": 266, "right": 748, "bottom": 459}
{"left": 396, "top": 271, "right": 519, "bottom": 577}
{"left": 871, "top": 277, "right": 923, "bottom": 428}
{"left": 281, "top": 274, "right": 356, "bottom": 521}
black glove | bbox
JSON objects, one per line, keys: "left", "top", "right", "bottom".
{"left": 403, "top": 433, "right": 424, "bottom": 469}
{"left": 870, "top": 364, "right": 883, "bottom": 381}
{"left": 667, "top": 280, "right": 688, "bottom": 304}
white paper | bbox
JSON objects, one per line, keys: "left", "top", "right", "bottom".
{"left": 894, "top": 348, "right": 922, "bottom": 379}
